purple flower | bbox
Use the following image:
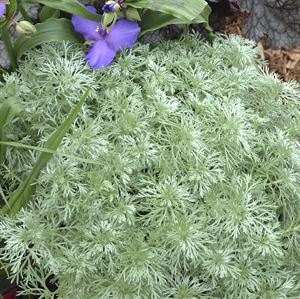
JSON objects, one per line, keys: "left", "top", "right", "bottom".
{"left": 72, "top": 6, "right": 140, "bottom": 69}
{"left": 0, "top": 4, "right": 6, "bottom": 17}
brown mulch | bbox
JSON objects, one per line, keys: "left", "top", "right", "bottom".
{"left": 226, "top": 12, "right": 300, "bottom": 83}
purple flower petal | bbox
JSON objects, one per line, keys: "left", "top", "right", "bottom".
{"left": 106, "top": 19, "right": 140, "bottom": 51}
{"left": 85, "top": 40, "right": 116, "bottom": 69}
{"left": 72, "top": 6, "right": 102, "bottom": 41}
{"left": 0, "top": 4, "right": 6, "bottom": 17}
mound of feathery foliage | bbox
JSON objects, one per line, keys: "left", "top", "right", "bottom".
{"left": 1, "top": 35, "right": 300, "bottom": 298}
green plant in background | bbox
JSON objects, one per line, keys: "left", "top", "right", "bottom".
{"left": 0, "top": 35, "right": 300, "bottom": 298}
{"left": 0, "top": 0, "right": 212, "bottom": 70}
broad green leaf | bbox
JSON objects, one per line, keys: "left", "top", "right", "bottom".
{"left": 0, "top": 97, "right": 22, "bottom": 165}
{"left": 39, "top": 5, "right": 60, "bottom": 22}
{"left": 31, "top": 0, "right": 100, "bottom": 21}
{"left": 140, "top": 12, "right": 183, "bottom": 35}
{"left": 192, "top": 5, "right": 214, "bottom": 40}
{"left": 140, "top": 4, "right": 212, "bottom": 36}
{"left": 1, "top": 89, "right": 90, "bottom": 216}
{"left": 126, "top": 8, "right": 142, "bottom": 22}
{"left": 127, "top": 0, "right": 208, "bottom": 22}
{"left": 14, "top": 18, "right": 82, "bottom": 60}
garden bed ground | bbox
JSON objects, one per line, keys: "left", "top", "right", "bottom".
{"left": 226, "top": 11, "right": 300, "bottom": 83}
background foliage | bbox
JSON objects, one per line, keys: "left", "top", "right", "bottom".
{"left": 0, "top": 0, "right": 211, "bottom": 70}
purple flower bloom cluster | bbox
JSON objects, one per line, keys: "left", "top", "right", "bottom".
{"left": 72, "top": 6, "right": 140, "bottom": 70}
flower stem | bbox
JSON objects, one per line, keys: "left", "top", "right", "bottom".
{"left": 1, "top": 29, "right": 17, "bottom": 71}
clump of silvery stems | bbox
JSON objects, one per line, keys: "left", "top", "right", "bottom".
{"left": 0, "top": 35, "right": 300, "bottom": 298}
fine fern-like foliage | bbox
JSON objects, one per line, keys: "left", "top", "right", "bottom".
{"left": 0, "top": 35, "right": 300, "bottom": 298}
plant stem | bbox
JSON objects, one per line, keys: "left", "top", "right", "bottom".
{"left": 0, "top": 29, "right": 17, "bottom": 71}
{"left": 183, "top": 24, "right": 189, "bottom": 35}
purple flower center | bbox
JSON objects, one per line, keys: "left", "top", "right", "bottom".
{"left": 96, "top": 26, "right": 108, "bottom": 38}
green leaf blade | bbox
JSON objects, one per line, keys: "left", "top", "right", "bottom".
{"left": 140, "top": 4, "right": 212, "bottom": 36}
{"left": 14, "top": 18, "right": 82, "bottom": 60}
{"left": 127, "top": 0, "right": 208, "bottom": 22}
{"left": 1, "top": 89, "right": 90, "bottom": 216}
{"left": 39, "top": 6, "right": 60, "bottom": 22}
{"left": 0, "top": 97, "right": 22, "bottom": 165}
{"left": 31, "top": 0, "right": 100, "bottom": 21}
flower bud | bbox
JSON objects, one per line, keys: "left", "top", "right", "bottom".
{"left": 101, "top": 12, "right": 117, "bottom": 31}
{"left": 102, "top": 1, "right": 120, "bottom": 13}
{"left": 16, "top": 21, "right": 37, "bottom": 37}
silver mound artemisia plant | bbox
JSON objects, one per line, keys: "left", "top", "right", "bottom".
{"left": 0, "top": 35, "right": 300, "bottom": 298}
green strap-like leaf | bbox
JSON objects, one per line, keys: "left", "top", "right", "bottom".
{"left": 0, "top": 97, "right": 22, "bottom": 165}
{"left": 31, "top": 0, "right": 100, "bottom": 21}
{"left": 127, "top": 0, "right": 208, "bottom": 22}
{"left": 39, "top": 5, "right": 60, "bottom": 22}
{"left": 0, "top": 141, "right": 103, "bottom": 166}
{"left": 140, "top": 12, "right": 185, "bottom": 35}
{"left": 1, "top": 89, "right": 90, "bottom": 216}
{"left": 13, "top": 18, "right": 82, "bottom": 60}
{"left": 140, "top": 4, "right": 212, "bottom": 36}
